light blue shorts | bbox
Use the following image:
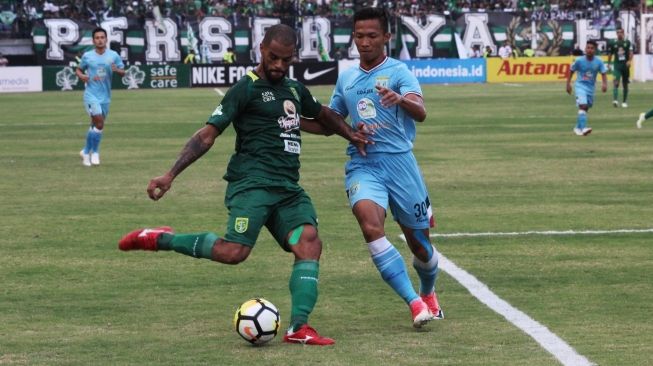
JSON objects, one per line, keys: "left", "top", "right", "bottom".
{"left": 84, "top": 101, "right": 110, "bottom": 118}
{"left": 344, "top": 151, "right": 434, "bottom": 229}
{"left": 575, "top": 92, "right": 594, "bottom": 108}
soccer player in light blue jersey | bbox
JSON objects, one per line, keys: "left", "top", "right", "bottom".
{"left": 327, "top": 7, "right": 443, "bottom": 328}
{"left": 566, "top": 40, "right": 607, "bottom": 136}
{"left": 76, "top": 27, "right": 125, "bottom": 166}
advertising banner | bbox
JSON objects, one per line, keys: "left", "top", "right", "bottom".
{"left": 31, "top": 11, "right": 639, "bottom": 65}
{"left": 42, "top": 64, "right": 189, "bottom": 91}
{"left": 0, "top": 67, "right": 43, "bottom": 93}
{"left": 403, "top": 59, "right": 485, "bottom": 84}
{"left": 487, "top": 56, "right": 574, "bottom": 83}
{"left": 487, "top": 56, "right": 629, "bottom": 83}
{"left": 191, "top": 62, "right": 338, "bottom": 87}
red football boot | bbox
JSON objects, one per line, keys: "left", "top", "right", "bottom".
{"left": 118, "top": 226, "right": 173, "bottom": 251}
{"left": 283, "top": 324, "right": 335, "bottom": 346}
{"left": 421, "top": 292, "right": 444, "bottom": 320}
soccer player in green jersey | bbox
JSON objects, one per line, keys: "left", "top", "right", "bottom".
{"left": 118, "top": 24, "right": 370, "bottom": 346}
{"left": 608, "top": 28, "right": 633, "bottom": 108}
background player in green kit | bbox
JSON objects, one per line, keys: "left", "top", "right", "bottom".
{"left": 118, "top": 24, "right": 370, "bottom": 346}
{"left": 608, "top": 28, "right": 633, "bottom": 108}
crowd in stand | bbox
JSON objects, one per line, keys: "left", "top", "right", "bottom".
{"left": 0, "top": 0, "right": 644, "bottom": 39}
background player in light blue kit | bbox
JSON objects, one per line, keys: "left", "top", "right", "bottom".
{"left": 328, "top": 7, "right": 443, "bottom": 328}
{"left": 566, "top": 40, "right": 607, "bottom": 136}
{"left": 76, "top": 27, "right": 125, "bottom": 166}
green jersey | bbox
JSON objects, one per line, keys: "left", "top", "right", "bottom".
{"left": 609, "top": 39, "right": 632, "bottom": 66}
{"left": 207, "top": 70, "right": 322, "bottom": 183}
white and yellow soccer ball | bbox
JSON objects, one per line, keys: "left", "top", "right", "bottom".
{"left": 233, "top": 298, "right": 281, "bottom": 345}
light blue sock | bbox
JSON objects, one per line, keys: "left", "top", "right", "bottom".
{"left": 90, "top": 127, "right": 103, "bottom": 153}
{"left": 576, "top": 110, "right": 587, "bottom": 130}
{"left": 83, "top": 127, "right": 94, "bottom": 154}
{"left": 368, "top": 237, "right": 419, "bottom": 305}
{"left": 413, "top": 249, "right": 439, "bottom": 295}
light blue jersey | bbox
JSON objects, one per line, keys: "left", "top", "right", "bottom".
{"left": 79, "top": 48, "right": 123, "bottom": 104}
{"left": 329, "top": 57, "right": 422, "bottom": 156}
{"left": 571, "top": 55, "right": 607, "bottom": 96}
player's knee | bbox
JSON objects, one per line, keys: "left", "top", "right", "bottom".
{"left": 213, "top": 240, "right": 250, "bottom": 264}
{"left": 289, "top": 226, "right": 322, "bottom": 260}
{"left": 359, "top": 222, "right": 384, "bottom": 241}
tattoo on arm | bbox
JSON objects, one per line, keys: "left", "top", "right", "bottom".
{"left": 170, "top": 132, "right": 212, "bottom": 177}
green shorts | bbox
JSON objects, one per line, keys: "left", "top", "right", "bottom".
{"left": 613, "top": 65, "right": 629, "bottom": 83}
{"left": 223, "top": 177, "right": 318, "bottom": 251}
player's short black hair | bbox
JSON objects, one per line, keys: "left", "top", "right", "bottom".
{"left": 353, "top": 7, "right": 389, "bottom": 34}
{"left": 262, "top": 24, "right": 297, "bottom": 47}
{"left": 92, "top": 27, "right": 107, "bottom": 38}
{"left": 586, "top": 40, "right": 598, "bottom": 48}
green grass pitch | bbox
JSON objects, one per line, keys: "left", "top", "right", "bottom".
{"left": 1, "top": 82, "right": 652, "bottom": 365}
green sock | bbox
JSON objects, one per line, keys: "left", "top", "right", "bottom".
{"left": 645, "top": 108, "right": 653, "bottom": 120}
{"left": 623, "top": 85, "right": 628, "bottom": 103}
{"left": 157, "top": 232, "right": 218, "bottom": 259}
{"left": 612, "top": 87, "right": 618, "bottom": 101}
{"left": 288, "top": 260, "right": 319, "bottom": 330}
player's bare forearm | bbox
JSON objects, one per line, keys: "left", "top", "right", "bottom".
{"left": 399, "top": 94, "right": 427, "bottom": 122}
{"left": 315, "top": 106, "right": 358, "bottom": 141}
{"left": 300, "top": 117, "right": 334, "bottom": 136}
{"left": 169, "top": 125, "right": 218, "bottom": 177}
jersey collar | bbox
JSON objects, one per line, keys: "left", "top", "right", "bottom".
{"left": 359, "top": 56, "right": 388, "bottom": 74}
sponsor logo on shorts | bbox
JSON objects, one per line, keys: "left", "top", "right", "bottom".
{"left": 235, "top": 217, "right": 249, "bottom": 233}
{"left": 349, "top": 182, "right": 360, "bottom": 196}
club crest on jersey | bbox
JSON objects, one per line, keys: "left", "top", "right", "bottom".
{"left": 234, "top": 217, "right": 249, "bottom": 233}
{"left": 278, "top": 100, "right": 300, "bottom": 131}
{"left": 262, "top": 91, "right": 276, "bottom": 102}
{"left": 357, "top": 98, "right": 377, "bottom": 119}
{"left": 375, "top": 76, "right": 389, "bottom": 88}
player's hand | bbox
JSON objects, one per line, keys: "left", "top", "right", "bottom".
{"left": 79, "top": 73, "right": 89, "bottom": 83}
{"left": 147, "top": 173, "right": 174, "bottom": 201}
{"left": 375, "top": 85, "right": 402, "bottom": 108}
{"left": 352, "top": 122, "right": 374, "bottom": 157}
{"left": 566, "top": 83, "right": 572, "bottom": 95}
{"left": 601, "top": 83, "right": 607, "bottom": 93}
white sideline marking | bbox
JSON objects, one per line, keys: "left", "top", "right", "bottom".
{"left": 439, "top": 255, "right": 595, "bottom": 366}
{"left": 398, "top": 231, "right": 603, "bottom": 365}
{"left": 430, "top": 228, "right": 653, "bottom": 238}
{"left": 213, "top": 88, "right": 225, "bottom": 96}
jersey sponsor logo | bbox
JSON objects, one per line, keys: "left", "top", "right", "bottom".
{"left": 278, "top": 100, "right": 300, "bottom": 131}
{"left": 284, "top": 140, "right": 301, "bottom": 154}
{"left": 356, "top": 98, "right": 376, "bottom": 119}
{"left": 212, "top": 104, "right": 223, "bottom": 116}
{"left": 262, "top": 91, "right": 275, "bottom": 102}
{"left": 303, "top": 67, "right": 335, "bottom": 81}
{"left": 234, "top": 217, "right": 249, "bottom": 233}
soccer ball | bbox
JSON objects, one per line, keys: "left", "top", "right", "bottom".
{"left": 233, "top": 298, "right": 281, "bottom": 345}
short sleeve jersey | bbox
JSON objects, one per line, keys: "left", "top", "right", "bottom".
{"left": 609, "top": 39, "right": 632, "bottom": 66}
{"left": 571, "top": 56, "right": 607, "bottom": 95}
{"left": 79, "top": 48, "right": 124, "bottom": 104}
{"left": 207, "top": 71, "right": 322, "bottom": 183}
{"left": 329, "top": 57, "right": 422, "bottom": 156}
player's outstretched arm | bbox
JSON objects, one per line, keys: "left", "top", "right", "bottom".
{"left": 147, "top": 124, "right": 219, "bottom": 201}
{"left": 300, "top": 117, "right": 334, "bottom": 136}
{"left": 313, "top": 106, "right": 373, "bottom": 155}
